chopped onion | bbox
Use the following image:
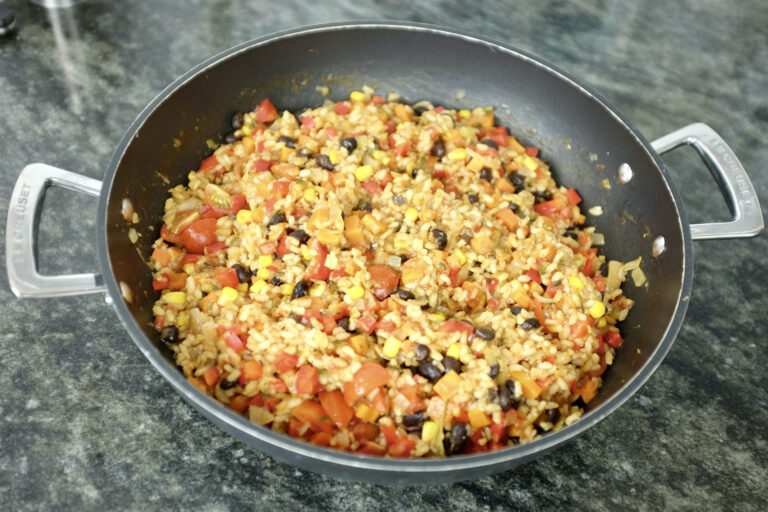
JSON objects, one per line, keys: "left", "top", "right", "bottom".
{"left": 119, "top": 281, "right": 133, "bottom": 304}
{"left": 387, "top": 255, "right": 402, "bottom": 269}
{"left": 128, "top": 228, "right": 138, "bottom": 244}
{"left": 592, "top": 232, "right": 605, "bottom": 246}
{"left": 605, "top": 260, "right": 625, "bottom": 292}
{"left": 121, "top": 198, "right": 134, "bottom": 222}
{"left": 177, "top": 198, "right": 202, "bottom": 212}
{"left": 631, "top": 267, "right": 647, "bottom": 287}
{"left": 622, "top": 256, "right": 643, "bottom": 272}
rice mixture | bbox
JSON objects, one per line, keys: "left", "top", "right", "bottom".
{"left": 150, "top": 88, "right": 634, "bottom": 457}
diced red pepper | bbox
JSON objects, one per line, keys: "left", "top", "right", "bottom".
{"left": 486, "top": 277, "right": 499, "bottom": 295}
{"left": 361, "top": 178, "right": 383, "bottom": 195}
{"left": 239, "top": 360, "right": 263, "bottom": 384}
{"left": 375, "top": 319, "right": 397, "bottom": 334}
{"left": 525, "top": 147, "right": 539, "bottom": 157}
{"left": 252, "top": 159, "right": 272, "bottom": 172}
{"left": 295, "top": 365, "right": 321, "bottom": 395}
{"left": 303, "top": 309, "right": 337, "bottom": 334}
{"left": 179, "top": 253, "right": 201, "bottom": 266}
{"left": 325, "top": 126, "right": 337, "bottom": 140}
{"left": 274, "top": 352, "right": 299, "bottom": 373}
{"left": 255, "top": 98, "right": 278, "bottom": 123}
{"left": 214, "top": 268, "right": 239, "bottom": 289}
{"left": 225, "top": 331, "right": 245, "bottom": 354}
{"left": 318, "top": 390, "right": 354, "bottom": 429}
{"left": 305, "top": 238, "right": 331, "bottom": 281}
{"left": 356, "top": 314, "right": 377, "bottom": 334}
{"left": 389, "top": 436, "right": 416, "bottom": 458}
{"left": 604, "top": 330, "right": 623, "bottom": 348}
{"left": 439, "top": 319, "right": 474, "bottom": 336}
{"left": 301, "top": 115, "right": 315, "bottom": 129}
{"left": 230, "top": 194, "right": 248, "bottom": 213}
{"left": 380, "top": 423, "right": 399, "bottom": 445}
{"left": 346, "top": 363, "right": 391, "bottom": 404}
{"left": 526, "top": 268, "right": 542, "bottom": 285}
{"left": 198, "top": 155, "right": 220, "bottom": 174}
{"left": 371, "top": 95, "right": 385, "bottom": 105}
{"left": 275, "top": 236, "right": 291, "bottom": 257}
{"left": 334, "top": 102, "right": 351, "bottom": 115}
{"left": 203, "top": 367, "right": 220, "bottom": 387}
{"left": 566, "top": 187, "right": 582, "bottom": 205}
{"left": 264, "top": 197, "right": 277, "bottom": 214}
{"left": 292, "top": 399, "right": 333, "bottom": 435}
{"left": 433, "top": 106, "right": 445, "bottom": 114}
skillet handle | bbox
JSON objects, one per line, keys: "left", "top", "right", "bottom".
{"left": 6, "top": 163, "right": 106, "bottom": 298}
{"left": 651, "top": 123, "right": 763, "bottom": 240}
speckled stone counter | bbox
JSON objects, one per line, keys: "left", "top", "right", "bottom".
{"left": 1, "top": 0, "right": 767, "bottom": 509}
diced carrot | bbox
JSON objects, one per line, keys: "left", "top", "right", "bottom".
{"left": 581, "top": 380, "right": 597, "bottom": 403}
{"left": 508, "top": 370, "right": 542, "bottom": 399}
{"left": 496, "top": 208, "right": 519, "bottom": 231}
{"left": 203, "top": 367, "right": 220, "bottom": 387}
{"left": 229, "top": 394, "right": 249, "bottom": 414}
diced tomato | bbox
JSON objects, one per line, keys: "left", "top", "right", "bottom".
{"left": 203, "top": 367, "right": 220, "bottom": 387}
{"left": 179, "top": 253, "right": 201, "bottom": 266}
{"left": 439, "top": 319, "right": 474, "bottom": 336}
{"left": 490, "top": 422, "right": 506, "bottom": 442}
{"left": 229, "top": 394, "right": 249, "bottom": 414}
{"left": 571, "top": 320, "right": 589, "bottom": 339}
{"left": 180, "top": 218, "right": 219, "bottom": 254}
{"left": 305, "top": 238, "right": 331, "bottom": 281}
{"left": 330, "top": 268, "right": 346, "bottom": 279}
{"left": 303, "top": 309, "right": 337, "bottom": 335}
{"left": 204, "top": 241, "right": 227, "bottom": 255}
{"left": 225, "top": 331, "right": 245, "bottom": 354}
{"left": 292, "top": 399, "right": 333, "bottom": 435}
{"left": 604, "top": 330, "right": 623, "bottom": 348}
{"left": 295, "top": 365, "right": 321, "bottom": 395}
{"left": 368, "top": 264, "right": 400, "bottom": 301}
{"left": 264, "top": 197, "right": 277, "bottom": 215}
{"left": 389, "top": 436, "right": 416, "bottom": 458}
{"left": 248, "top": 394, "right": 266, "bottom": 407}
{"left": 214, "top": 268, "right": 239, "bottom": 289}
{"left": 448, "top": 266, "right": 461, "bottom": 287}
{"left": 274, "top": 352, "right": 299, "bottom": 373}
{"left": 169, "top": 272, "right": 186, "bottom": 290}
{"left": 309, "top": 431, "right": 331, "bottom": 447}
{"left": 294, "top": 207, "right": 308, "bottom": 219}
{"left": 271, "top": 180, "right": 291, "bottom": 198}
{"left": 198, "top": 155, "right": 220, "bottom": 174}
{"left": 199, "top": 205, "right": 227, "bottom": 219}
{"left": 239, "top": 360, "right": 263, "bottom": 384}
{"left": 252, "top": 159, "right": 272, "bottom": 172}
{"left": 361, "top": 178, "right": 383, "bottom": 195}
{"left": 160, "top": 223, "right": 183, "bottom": 245}
{"left": 385, "top": 120, "right": 397, "bottom": 134}
{"left": 259, "top": 241, "right": 277, "bottom": 255}
{"left": 347, "top": 363, "right": 391, "bottom": 404}
{"left": 433, "top": 106, "right": 445, "bottom": 114}
{"left": 230, "top": 194, "right": 248, "bottom": 213}
{"left": 593, "top": 274, "right": 606, "bottom": 292}
{"left": 566, "top": 187, "right": 582, "bottom": 205}
{"left": 526, "top": 268, "right": 542, "bottom": 284}
{"left": 255, "top": 98, "right": 278, "bottom": 123}
{"left": 533, "top": 198, "right": 566, "bottom": 219}
{"left": 375, "top": 319, "right": 396, "bottom": 334}
{"left": 154, "top": 315, "right": 165, "bottom": 330}
{"left": 270, "top": 378, "right": 289, "bottom": 394}
{"left": 486, "top": 277, "right": 499, "bottom": 295}
{"left": 319, "top": 390, "right": 354, "bottom": 429}
{"left": 288, "top": 416, "right": 306, "bottom": 438}
{"left": 153, "top": 272, "right": 170, "bottom": 291}
{"left": 356, "top": 314, "right": 377, "bottom": 334}
{"left": 334, "top": 102, "right": 351, "bottom": 115}
{"left": 380, "top": 423, "right": 399, "bottom": 445}
{"left": 352, "top": 422, "right": 380, "bottom": 443}
{"left": 325, "top": 126, "right": 337, "bottom": 140}
{"left": 301, "top": 115, "right": 314, "bottom": 129}
{"left": 525, "top": 147, "right": 539, "bottom": 157}
{"left": 275, "top": 236, "right": 291, "bottom": 257}
{"left": 371, "top": 95, "right": 385, "bottom": 105}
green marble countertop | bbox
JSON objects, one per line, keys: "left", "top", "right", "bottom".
{"left": 1, "top": 0, "right": 767, "bottom": 509}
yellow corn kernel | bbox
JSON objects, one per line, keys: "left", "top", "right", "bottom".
{"left": 163, "top": 291, "right": 186, "bottom": 304}
{"left": 256, "top": 268, "right": 270, "bottom": 280}
{"left": 523, "top": 155, "right": 538, "bottom": 171}
{"left": 250, "top": 280, "right": 267, "bottom": 294}
{"left": 569, "top": 276, "right": 584, "bottom": 290}
{"left": 355, "top": 403, "right": 379, "bottom": 423}
{"left": 393, "top": 233, "right": 410, "bottom": 249}
{"left": 182, "top": 263, "right": 196, "bottom": 275}
{"left": 309, "top": 284, "right": 324, "bottom": 297}
{"left": 362, "top": 214, "right": 387, "bottom": 235}
{"left": 446, "top": 343, "right": 461, "bottom": 360}
{"left": 258, "top": 254, "right": 273, "bottom": 267}
{"left": 236, "top": 209, "right": 253, "bottom": 225}
{"left": 433, "top": 370, "right": 461, "bottom": 400}
{"left": 421, "top": 421, "right": 439, "bottom": 442}
{"left": 597, "top": 317, "right": 607, "bottom": 328}
{"left": 349, "top": 90, "right": 366, "bottom": 102}
{"left": 176, "top": 311, "right": 188, "bottom": 327}
{"left": 430, "top": 312, "right": 446, "bottom": 322}
{"left": 317, "top": 229, "right": 343, "bottom": 246}
{"left": 347, "top": 285, "right": 365, "bottom": 300}
{"left": 455, "top": 248, "right": 467, "bottom": 265}
{"left": 329, "top": 149, "right": 340, "bottom": 165}
{"left": 382, "top": 337, "right": 402, "bottom": 359}
{"left": 237, "top": 283, "right": 248, "bottom": 293}
{"left": 349, "top": 334, "right": 368, "bottom": 355}
{"left": 589, "top": 301, "right": 606, "bottom": 319}
{"left": 301, "top": 247, "right": 312, "bottom": 260}
{"left": 355, "top": 165, "right": 374, "bottom": 181}
{"left": 468, "top": 409, "right": 491, "bottom": 429}
{"left": 217, "top": 287, "right": 238, "bottom": 306}
{"left": 373, "top": 150, "right": 385, "bottom": 160}
{"left": 303, "top": 187, "right": 317, "bottom": 203}
{"left": 279, "top": 283, "right": 294, "bottom": 296}
{"left": 447, "top": 148, "right": 467, "bottom": 161}
{"left": 241, "top": 125, "right": 253, "bottom": 136}
{"left": 458, "top": 109, "right": 471, "bottom": 120}
{"left": 396, "top": 123, "right": 405, "bottom": 131}
{"left": 405, "top": 208, "right": 419, "bottom": 223}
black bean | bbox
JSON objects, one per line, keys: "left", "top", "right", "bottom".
{"left": 599, "top": 262, "right": 608, "bottom": 275}
{"left": 267, "top": 211, "right": 286, "bottom": 226}
{"left": 468, "top": 193, "right": 479, "bottom": 204}
{"left": 297, "top": 147, "right": 313, "bottom": 158}
{"left": 416, "top": 361, "right": 442, "bottom": 383}
{"left": 474, "top": 327, "right": 496, "bottom": 341}
{"left": 460, "top": 227, "right": 473, "bottom": 245}
{"left": 231, "top": 112, "right": 244, "bottom": 130}
{"left": 431, "top": 228, "right": 448, "bottom": 250}
{"left": 160, "top": 325, "right": 179, "bottom": 344}
{"left": 393, "top": 194, "right": 405, "bottom": 205}
{"left": 498, "top": 384, "right": 513, "bottom": 411}
{"left": 443, "top": 356, "right": 460, "bottom": 374}
{"left": 315, "top": 154, "right": 335, "bottom": 171}
{"left": 340, "top": 137, "right": 357, "bottom": 152}
{"left": 403, "top": 410, "right": 427, "bottom": 433}
{"left": 337, "top": 317, "right": 353, "bottom": 332}
{"left": 487, "top": 388, "right": 498, "bottom": 403}
{"left": 544, "top": 408, "right": 561, "bottom": 424}
{"left": 224, "top": 132, "right": 237, "bottom": 145}
{"left": 220, "top": 378, "right": 238, "bottom": 390}
{"left": 508, "top": 202, "right": 519, "bottom": 213}
{"left": 510, "top": 306, "right": 523, "bottom": 315}
{"left": 504, "top": 380, "right": 523, "bottom": 409}
{"left": 521, "top": 318, "right": 540, "bottom": 330}
{"left": 480, "top": 138, "right": 498, "bottom": 150}
{"left": 269, "top": 276, "right": 284, "bottom": 286}
{"left": 445, "top": 422, "right": 468, "bottom": 455}
{"left": 432, "top": 139, "right": 446, "bottom": 158}
{"left": 414, "top": 343, "right": 430, "bottom": 361}
{"left": 291, "top": 280, "right": 310, "bottom": 300}
{"left": 277, "top": 135, "right": 296, "bottom": 148}
{"left": 489, "top": 363, "right": 499, "bottom": 378}
{"left": 563, "top": 231, "right": 579, "bottom": 240}
{"left": 534, "top": 190, "right": 553, "bottom": 203}
{"left": 480, "top": 167, "right": 494, "bottom": 183}
{"left": 413, "top": 105, "right": 429, "bottom": 116}
{"left": 411, "top": 168, "right": 419, "bottom": 178}
{"left": 355, "top": 199, "right": 373, "bottom": 212}
{"left": 506, "top": 171, "right": 525, "bottom": 192}
{"left": 396, "top": 289, "right": 415, "bottom": 300}
{"left": 289, "top": 312, "right": 309, "bottom": 326}
{"left": 232, "top": 264, "right": 251, "bottom": 284}
{"left": 289, "top": 229, "right": 310, "bottom": 244}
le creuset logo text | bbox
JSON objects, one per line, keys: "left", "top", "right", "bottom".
{"left": 12, "top": 182, "right": 31, "bottom": 263}
{"left": 707, "top": 135, "right": 756, "bottom": 211}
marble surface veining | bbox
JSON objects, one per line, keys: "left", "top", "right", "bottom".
{"left": 1, "top": 0, "right": 767, "bottom": 510}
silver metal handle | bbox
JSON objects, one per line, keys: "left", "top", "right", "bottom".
{"left": 6, "top": 163, "right": 105, "bottom": 298}
{"left": 651, "top": 123, "right": 763, "bottom": 240}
